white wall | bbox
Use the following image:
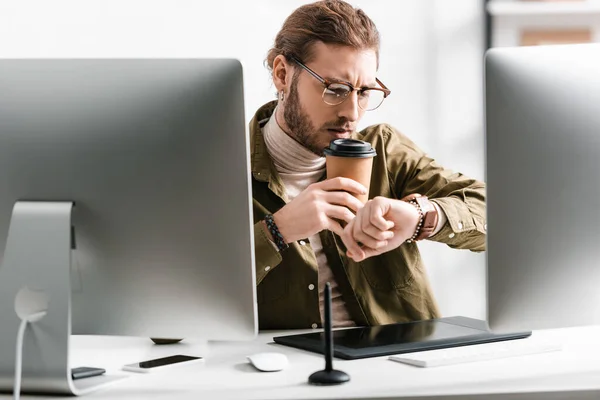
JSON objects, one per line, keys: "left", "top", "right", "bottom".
{"left": 422, "top": 0, "right": 487, "bottom": 320}
{"left": 0, "top": 0, "right": 487, "bottom": 320}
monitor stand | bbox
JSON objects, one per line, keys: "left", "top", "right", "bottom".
{"left": 0, "top": 201, "right": 127, "bottom": 395}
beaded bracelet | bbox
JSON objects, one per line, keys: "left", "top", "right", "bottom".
{"left": 406, "top": 200, "right": 424, "bottom": 244}
{"left": 264, "top": 214, "right": 289, "bottom": 252}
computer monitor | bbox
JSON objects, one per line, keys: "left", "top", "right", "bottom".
{"left": 485, "top": 43, "right": 600, "bottom": 333}
{"left": 0, "top": 59, "right": 257, "bottom": 394}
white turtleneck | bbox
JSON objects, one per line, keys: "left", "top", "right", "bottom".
{"left": 263, "top": 111, "right": 355, "bottom": 328}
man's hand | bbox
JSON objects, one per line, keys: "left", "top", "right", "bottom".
{"left": 273, "top": 177, "right": 367, "bottom": 243}
{"left": 341, "top": 196, "right": 420, "bottom": 262}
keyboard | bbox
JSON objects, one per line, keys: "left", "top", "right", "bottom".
{"left": 388, "top": 338, "right": 562, "bottom": 368}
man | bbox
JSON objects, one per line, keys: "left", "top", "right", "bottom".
{"left": 252, "top": 0, "right": 486, "bottom": 330}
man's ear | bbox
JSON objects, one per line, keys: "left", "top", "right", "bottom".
{"left": 272, "top": 55, "right": 292, "bottom": 93}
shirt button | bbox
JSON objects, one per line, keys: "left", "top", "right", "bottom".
{"left": 312, "top": 323, "right": 318, "bottom": 329}
{"left": 299, "top": 240, "right": 306, "bottom": 246}
{"left": 484, "top": 223, "right": 487, "bottom": 231}
{"left": 308, "top": 284, "right": 315, "bottom": 290}
{"left": 448, "top": 233, "right": 455, "bottom": 239}
{"left": 457, "top": 222, "right": 463, "bottom": 230}
{"left": 265, "top": 266, "right": 271, "bottom": 271}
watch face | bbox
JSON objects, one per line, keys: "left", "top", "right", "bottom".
{"left": 415, "top": 196, "right": 434, "bottom": 212}
{"left": 414, "top": 195, "right": 438, "bottom": 241}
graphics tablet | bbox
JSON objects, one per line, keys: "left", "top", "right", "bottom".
{"left": 273, "top": 316, "right": 531, "bottom": 360}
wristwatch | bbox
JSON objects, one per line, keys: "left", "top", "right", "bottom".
{"left": 402, "top": 194, "right": 439, "bottom": 241}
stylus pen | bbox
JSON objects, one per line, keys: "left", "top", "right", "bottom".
{"left": 324, "top": 282, "right": 333, "bottom": 372}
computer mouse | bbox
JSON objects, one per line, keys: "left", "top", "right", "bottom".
{"left": 246, "top": 352, "right": 288, "bottom": 372}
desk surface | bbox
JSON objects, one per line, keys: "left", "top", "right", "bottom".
{"left": 3, "top": 325, "right": 600, "bottom": 399}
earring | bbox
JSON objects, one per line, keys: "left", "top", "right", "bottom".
{"left": 279, "top": 91, "right": 285, "bottom": 102}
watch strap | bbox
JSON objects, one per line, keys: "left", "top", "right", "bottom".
{"left": 402, "top": 194, "right": 439, "bottom": 241}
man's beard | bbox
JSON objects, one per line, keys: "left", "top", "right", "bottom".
{"left": 283, "top": 78, "right": 328, "bottom": 156}
{"left": 282, "top": 77, "right": 355, "bottom": 156}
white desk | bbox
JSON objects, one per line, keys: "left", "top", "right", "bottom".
{"left": 3, "top": 325, "right": 600, "bottom": 399}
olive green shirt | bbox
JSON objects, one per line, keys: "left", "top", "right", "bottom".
{"left": 251, "top": 101, "right": 486, "bottom": 330}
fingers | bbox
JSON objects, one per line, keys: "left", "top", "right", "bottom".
{"left": 316, "top": 190, "right": 396, "bottom": 262}
{"left": 343, "top": 207, "right": 388, "bottom": 260}
{"left": 354, "top": 200, "right": 393, "bottom": 245}
{"left": 353, "top": 210, "right": 390, "bottom": 250}
{"left": 318, "top": 177, "right": 368, "bottom": 196}
{"left": 326, "top": 204, "right": 357, "bottom": 225}
{"left": 325, "top": 191, "right": 365, "bottom": 213}
{"left": 369, "top": 202, "right": 395, "bottom": 231}
{"left": 360, "top": 222, "right": 394, "bottom": 243}
{"left": 356, "top": 199, "right": 395, "bottom": 238}
{"left": 349, "top": 246, "right": 381, "bottom": 262}
{"left": 325, "top": 217, "right": 345, "bottom": 238}
{"left": 342, "top": 199, "right": 397, "bottom": 261}
{"left": 342, "top": 219, "right": 365, "bottom": 260}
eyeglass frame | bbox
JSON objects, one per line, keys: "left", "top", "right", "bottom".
{"left": 290, "top": 56, "right": 391, "bottom": 111}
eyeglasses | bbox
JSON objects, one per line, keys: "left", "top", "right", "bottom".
{"left": 291, "top": 57, "right": 391, "bottom": 111}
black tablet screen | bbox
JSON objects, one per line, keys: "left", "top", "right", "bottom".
{"left": 309, "top": 320, "right": 484, "bottom": 349}
{"left": 273, "top": 317, "right": 531, "bottom": 359}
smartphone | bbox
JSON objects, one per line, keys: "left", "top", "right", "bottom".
{"left": 122, "top": 355, "right": 203, "bottom": 373}
{"left": 71, "top": 366, "right": 106, "bottom": 380}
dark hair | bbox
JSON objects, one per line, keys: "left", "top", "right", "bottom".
{"left": 266, "top": 0, "right": 380, "bottom": 71}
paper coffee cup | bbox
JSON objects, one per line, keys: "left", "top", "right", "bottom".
{"left": 323, "top": 139, "right": 376, "bottom": 204}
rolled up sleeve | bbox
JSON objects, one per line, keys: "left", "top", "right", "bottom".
{"left": 382, "top": 124, "right": 486, "bottom": 252}
{"left": 430, "top": 196, "right": 486, "bottom": 252}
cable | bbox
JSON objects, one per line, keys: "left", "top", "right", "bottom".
{"left": 14, "top": 311, "right": 47, "bottom": 400}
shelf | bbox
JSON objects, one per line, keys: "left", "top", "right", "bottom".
{"left": 488, "top": 1, "right": 600, "bottom": 16}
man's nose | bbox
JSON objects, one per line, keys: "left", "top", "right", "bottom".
{"left": 337, "top": 92, "right": 361, "bottom": 123}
